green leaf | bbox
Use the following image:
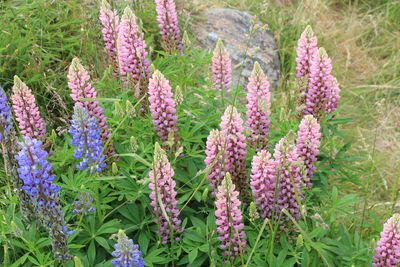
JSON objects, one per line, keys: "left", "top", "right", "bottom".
{"left": 95, "top": 236, "right": 110, "bottom": 250}
{"left": 10, "top": 253, "right": 29, "bottom": 267}
{"left": 139, "top": 231, "right": 150, "bottom": 254}
{"left": 188, "top": 248, "right": 198, "bottom": 264}
{"left": 184, "top": 230, "right": 205, "bottom": 243}
{"left": 88, "top": 240, "right": 96, "bottom": 264}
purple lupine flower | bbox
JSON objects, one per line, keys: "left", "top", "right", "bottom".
{"left": 100, "top": 0, "right": 120, "bottom": 75}
{"left": 111, "top": 230, "right": 144, "bottom": 267}
{"left": 148, "top": 70, "right": 179, "bottom": 144}
{"left": 11, "top": 76, "right": 47, "bottom": 140}
{"left": 149, "top": 143, "right": 183, "bottom": 244}
{"left": 72, "top": 192, "right": 95, "bottom": 216}
{"left": 215, "top": 173, "right": 246, "bottom": 257}
{"left": 373, "top": 214, "right": 400, "bottom": 267}
{"left": 296, "top": 25, "right": 318, "bottom": 78}
{"left": 117, "top": 7, "right": 151, "bottom": 98}
{"left": 15, "top": 137, "right": 71, "bottom": 261}
{"left": 304, "top": 47, "right": 333, "bottom": 119}
{"left": 67, "top": 58, "right": 113, "bottom": 154}
{"left": 212, "top": 39, "right": 232, "bottom": 93}
{"left": 246, "top": 62, "right": 271, "bottom": 149}
{"left": 273, "top": 134, "right": 303, "bottom": 224}
{"left": 155, "top": 0, "right": 184, "bottom": 54}
{"left": 204, "top": 129, "right": 224, "bottom": 192}
{"left": 0, "top": 87, "right": 13, "bottom": 142}
{"left": 296, "top": 115, "right": 321, "bottom": 186}
{"left": 220, "top": 105, "right": 248, "bottom": 200}
{"left": 325, "top": 76, "right": 341, "bottom": 115}
{"left": 69, "top": 103, "right": 106, "bottom": 173}
{"left": 250, "top": 150, "right": 278, "bottom": 219}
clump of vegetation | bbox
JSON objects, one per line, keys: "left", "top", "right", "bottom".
{"left": 0, "top": 0, "right": 398, "bottom": 266}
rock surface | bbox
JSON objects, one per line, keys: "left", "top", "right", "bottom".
{"left": 193, "top": 8, "right": 280, "bottom": 89}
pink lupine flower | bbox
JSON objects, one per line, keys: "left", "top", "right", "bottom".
{"left": 149, "top": 143, "right": 183, "bottom": 244}
{"left": 148, "top": 70, "right": 179, "bottom": 144}
{"left": 220, "top": 105, "right": 248, "bottom": 200}
{"left": 99, "top": 0, "right": 120, "bottom": 75}
{"left": 304, "top": 47, "right": 333, "bottom": 119}
{"left": 204, "top": 129, "right": 224, "bottom": 192}
{"left": 117, "top": 7, "right": 151, "bottom": 98}
{"left": 250, "top": 150, "right": 278, "bottom": 219}
{"left": 325, "top": 76, "right": 341, "bottom": 115}
{"left": 212, "top": 39, "right": 232, "bottom": 93}
{"left": 67, "top": 58, "right": 112, "bottom": 148}
{"left": 373, "top": 214, "right": 400, "bottom": 267}
{"left": 246, "top": 62, "right": 271, "bottom": 148}
{"left": 11, "top": 76, "right": 47, "bottom": 140}
{"left": 155, "top": 0, "right": 184, "bottom": 54}
{"left": 273, "top": 134, "right": 303, "bottom": 223}
{"left": 215, "top": 173, "right": 246, "bottom": 257}
{"left": 296, "top": 25, "right": 318, "bottom": 78}
{"left": 296, "top": 115, "right": 321, "bottom": 186}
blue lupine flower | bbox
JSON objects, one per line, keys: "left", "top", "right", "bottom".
{"left": 15, "top": 137, "right": 71, "bottom": 261}
{"left": 70, "top": 103, "right": 106, "bottom": 173}
{"left": 15, "top": 137, "right": 60, "bottom": 207}
{"left": 111, "top": 230, "right": 144, "bottom": 267}
{"left": 0, "top": 87, "right": 13, "bottom": 142}
{"left": 73, "top": 192, "right": 95, "bottom": 216}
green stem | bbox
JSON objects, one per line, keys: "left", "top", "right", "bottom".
{"left": 245, "top": 218, "right": 268, "bottom": 267}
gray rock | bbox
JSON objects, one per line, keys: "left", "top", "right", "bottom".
{"left": 193, "top": 8, "right": 280, "bottom": 89}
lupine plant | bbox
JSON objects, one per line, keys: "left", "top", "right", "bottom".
{"left": 373, "top": 214, "right": 400, "bottom": 267}
{"left": 69, "top": 103, "right": 106, "bottom": 173}
{"left": 212, "top": 39, "right": 232, "bottom": 95}
{"left": 117, "top": 6, "right": 151, "bottom": 98}
{"left": 11, "top": 76, "right": 47, "bottom": 140}
{"left": 99, "top": 0, "right": 120, "bottom": 75}
{"left": 155, "top": 0, "right": 184, "bottom": 54}
{"left": 15, "top": 137, "right": 71, "bottom": 262}
{"left": 0, "top": 1, "right": 389, "bottom": 266}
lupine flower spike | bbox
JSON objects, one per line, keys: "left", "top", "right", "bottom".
{"left": 274, "top": 133, "right": 303, "bottom": 226}
{"left": 155, "top": 0, "right": 184, "bottom": 54}
{"left": 117, "top": 7, "right": 151, "bottom": 98}
{"left": 296, "top": 25, "right": 318, "bottom": 79}
{"left": 148, "top": 70, "right": 179, "bottom": 144}
{"left": 246, "top": 62, "right": 271, "bottom": 149}
{"left": 67, "top": 58, "right": 113, "bottom": 153}
{"left": 12, "top": 76, "right": 47, "bottom": 140}
{"left": 212, "top": 39, "right": 232, "bottom": 93}
{"left": 220, "top": 106, "right": 249, "bottom": 200}
{"left": 149, "top": 143, "right": 183, "bottom": 244}
{"left": 15, "top": 137, "right": 71, "bottom": 261}
{"left": 0, "top": 88, "right": 36, "bottom": 221}
{"left": 111, "top": 230, "right": 144, "bottom": 267}
{"left": 69, "top": 103, "right": 106, "bottom": 173}
{"left": 100, "top": 0, "right": 120, "bottom": 75}
{"left": 250, "top": 150, "right": 278, "bottom": 219}
{"left": 325, "top": 76, "right": 341, "bottom": 115}
{"left": 304, "top": 48, "right": 333, "bottom": 119}
{"left": 0, "top": 87, "right": 12, "bottom": 142}
{"left": 73, "top": 192, "right": 95, "bottom": 216}
{"left": 296, "top": 115, "right": 321, "bottom": 186}
{"left": 373, "top": 214, "right": 400, "bottom": 267}
{"left": 215, "top": 173, "right": 246, "bottom": 257}
{"left": 295, "top": 26, "right": 318, "bottom": 116}
{"left": 204, "top": 129, "right": 224, "bottom": 192}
